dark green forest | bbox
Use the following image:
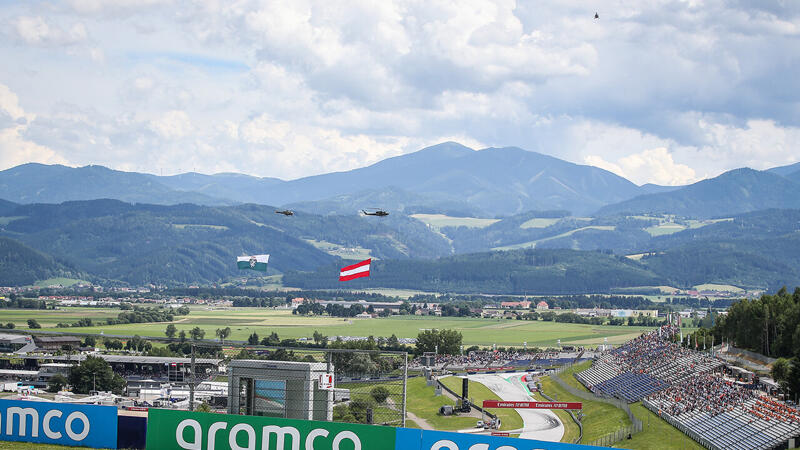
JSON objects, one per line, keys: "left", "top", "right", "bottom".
{"left": 285, "top": 249, "right": 665, "bottom": 294}
{"left": 0, "top": 200, "right": 450, "bottom": 285}
{"left": 1, "top": 198, "right": 800, "bottom": 291}
{"left": 0, "top": 237, "right": 81, "bottom": 285}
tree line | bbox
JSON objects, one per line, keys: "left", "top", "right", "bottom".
{"left": 687, "top": 287, "right": 800, "bottom": 401}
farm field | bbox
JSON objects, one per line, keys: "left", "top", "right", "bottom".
{"left": 692, "top": 283, "right": 744, "bottom": 293}
{"left": 519, "top": 218, "right": 561, "bottom": 229}
{"left": 3, "top": 307, "right": 656, "bottom": 347}
{"left": 411, "top": 214, "right": 500, "bottom": 229}
{"left": 33, "top": 277, "right": 90, "bottom": 287}
{"left": 493, "top": 226, "right": 615, "bottom": 251}
{"left": 304, "top": 238, "right": 374, "bottom": 260}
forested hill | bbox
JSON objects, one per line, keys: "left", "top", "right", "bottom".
{"left": 283, "top": 249, "right": 666, "bottom": 294}
{"left": 0, "top": 200, "right": 450, "bottom": 286}
{"left": 596, "top": 168, "right": 800, "bottom": 218}
{"left": 0, "top": 237, "right": 80, "bottom": 286}
{"left": 0, "top": 198, "right": 17, "bottom": 215}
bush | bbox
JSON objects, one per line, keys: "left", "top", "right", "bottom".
{"left": 348, "top": 395, "right": 377, "bottom": 423}
{"left": 370, "top": 386, "right": 390, "bottom": 404}
{"left": 47, "top": 373, "right": 68, "bottom": 393}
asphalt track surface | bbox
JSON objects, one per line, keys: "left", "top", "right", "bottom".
{"left": 466, "top": 373, "right": 565, "bottom": 442}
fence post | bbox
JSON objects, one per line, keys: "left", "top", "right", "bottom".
{"left": 402, "top": 351, "right": 408, "bottom": 427}
{"left": 189, "top": 343, "right": 196, "bottom": 411}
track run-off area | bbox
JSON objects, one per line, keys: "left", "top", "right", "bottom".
{"left": 446, "top": 372, "right": 565, "bottom": 442}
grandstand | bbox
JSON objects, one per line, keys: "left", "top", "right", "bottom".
{"left": 575, "top": 326, "right": 800, "bottom": 449}
{"left": 575, "top": 325, "right": 722, "bottom": 402}
{"left": 645, "top": 378, "right": 800, "bottom": 450}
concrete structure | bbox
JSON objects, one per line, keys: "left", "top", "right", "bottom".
{"left": 37, "top": 362, "right": 72, "bottom": 385}
{"left": 228, "top": 360, "right": 333, "bottom": 421}
{"left": 48, "top": 354, "right": 222, "bottom": 382}
{"left": 33, "top": 335, "right": 82, "bottom": 351}
{"left": 0, "top": 333, "right": 33, "bottom": 353}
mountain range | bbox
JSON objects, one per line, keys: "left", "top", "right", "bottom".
{"left": 0, "top": 197, "right": 799, "bottom": 290}
{"left": 2, "top": 142, "right": 800, "bottom": 219}
{"left": 1, "top": 142, "right": 800, "bottom": 291}
{"left": 2, "top": 142, "right": 799, "bottom": 219}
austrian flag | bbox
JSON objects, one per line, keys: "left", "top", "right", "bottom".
{"left": 339, "top": 259, "right": 371, "bottom": 281}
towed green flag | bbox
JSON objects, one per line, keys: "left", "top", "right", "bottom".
{"left": 237, "top": 254, "right": 269, "bottom": 272}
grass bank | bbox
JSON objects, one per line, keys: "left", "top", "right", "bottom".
{"left": 538, "top": 375, "right": 630, "bottom": 443}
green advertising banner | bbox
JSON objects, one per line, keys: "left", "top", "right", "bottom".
{"left": 146, "top": 408, "right": 397, "bottom": 450}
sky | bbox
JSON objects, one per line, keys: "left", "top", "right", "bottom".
{"left": 0, "top": 0, "right": 798, "bottom": 186}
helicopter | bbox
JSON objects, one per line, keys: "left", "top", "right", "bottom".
{"left": 275, "top": 210, "right": 294, "bottom": 216}
{"left": 361, "top": 208, "right": 389, "bottom": 217}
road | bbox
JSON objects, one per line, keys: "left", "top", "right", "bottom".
{"left": 466, "top": 373, "right": 565, "bottom": 442}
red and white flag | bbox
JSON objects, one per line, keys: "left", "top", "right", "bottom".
{"left": 339, "top": 259, "right": 371, "bottom": 281}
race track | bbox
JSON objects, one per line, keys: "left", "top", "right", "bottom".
{"left": 466, "top": 373, "right": 565, "bottom": 442}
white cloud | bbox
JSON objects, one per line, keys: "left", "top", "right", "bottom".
{"left": 0, "top": 0, "right": 798, "bottom": 186}
{"left": 586, "top": 148, "right": 698, "bottom": 186}
{"left": 0, "top": 84, "right": 28, "bottom": 121}
{"left": 149, "top": 110, "right": 193, "bottom": 139}
{"left": 0, "top": 84, "right": 67, "bottom": 170}
{"left": 13, "top": 16, "right": 88, "bottom": 46}
{"left": 66, "top": 0, "right": 172, "bottom": 16}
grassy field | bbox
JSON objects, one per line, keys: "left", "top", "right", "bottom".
{"left": 304, "top": 239, "right": 374, "bottom": 260}
{"left": 519, "top": 218, "right": 561, "bottom": 229}
{"left": 439, "top": 376, "right": 523, "bottom": 432}
{"left": 644, "top": 218, "right": 732, "bottom": 237}
{"left": 411, "top": 214, "right": 500, "bottom": 229}
{"left": 538, "top": 375, "right": 630, "bottom": 444}
{"left": 33, "top": 277, "right": 90, "bottom": 287}
{"left": 4, "top": 307, "right": 656, "bottom": 347}
{"left": 493, "top": 226, "right": 615, "bottom": 250}
{"left": 692, "top": 283, "right": 743, "bottom": 293}
{"left": 405, "top": 377, "right": 477, "bottom": 430}
{"left": 549, "top": 364, "right": 702, "bottom": 449}
{"left": 172, "top": 224, "right": 229, "bottom": 230}
{"left": 528, "top": 383, "right": 581, "bottom": 443}
{"left": 612, "top": 403, "right": 703, "bottom": 450}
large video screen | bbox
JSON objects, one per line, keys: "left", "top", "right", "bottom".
{"left": 253, "top": 379, "right": 286, "bottom": 417}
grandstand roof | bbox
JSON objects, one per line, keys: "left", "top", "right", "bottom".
{"left": 0, "top": 333, "right": 31, "bottom": 343}
{"left": 49, "top": 354, "right": 221, "bottom": 365}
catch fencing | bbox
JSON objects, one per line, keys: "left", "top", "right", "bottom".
{"left": 548, "top": 369, "right": 643, "bottom": 447}
{"left": 185, "top": 342, "right": 409, "bottom": 427}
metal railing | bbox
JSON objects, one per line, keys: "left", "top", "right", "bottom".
{"left": 548, "top": 369, "right": 643, "bottom": 447}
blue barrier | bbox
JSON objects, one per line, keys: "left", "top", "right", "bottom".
{"left": 0, "top": 399, "right": 117, "bottom": 449}
{"left": 118, "top": 415, "right": 147, "bottom": 449}
{"left": 397, "top": 427, "right": 603, "bottom": 450}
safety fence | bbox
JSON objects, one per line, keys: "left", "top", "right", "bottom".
{"left": 548, "top": 369, "right": 643, "bottom": 447}
{"left": 585, "top": 422, "right": 643, "bottom": 448}
{"left": 538, "top": 383, "right": 583, "bottom": 445}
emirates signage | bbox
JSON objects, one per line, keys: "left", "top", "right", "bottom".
{"left": 482, "top": 400, "right": 583, "bottom": 410}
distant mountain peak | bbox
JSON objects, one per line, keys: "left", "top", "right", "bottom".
{"left": 597, "top": 167, "right": 800, "bottom": 218}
